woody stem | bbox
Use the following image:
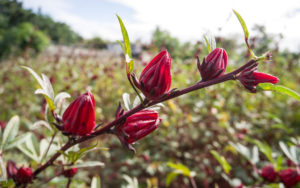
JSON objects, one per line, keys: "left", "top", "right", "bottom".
{"left": 33, "top": 58, "right": 258, "bottom": 179}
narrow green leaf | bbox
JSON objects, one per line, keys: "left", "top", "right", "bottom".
{"left": 71, "top": 161, "right": 104, "bottom": 168}
{"left": 251, "top": 146, "right": 259, "bottom": 165}
{"left": 122, "top": 93, "right": 131, "bottom": 110}
{"left": 279, "top": 142, "right": 298, "bottom": 164}
{"left": 203, "top": 35, "right": 216, "bottom": 53}
{"left": 58, "top": 150, "right": 69, "bottom": 158}
{"left": 166, "top": 172, "right": 179, "bottom": 187}
{"left": 17, "top": 144, "right": 39, "bottom": 162}
{"left": 210, "top": 150, "right": 232, "bottom": 174}
{"left": 116, "top": 15, "right": 131, "bottom": 58}
{"left": 233, "top": 10, "right": 249, "bottom": 39}
{"left": 23, "top": 66, "right": 55, "bottom": 110}
{"left": 91, "top": 176, "right": 101, "bottom": 188}
{"left": 54, "top": 92, "right": 70, "bottom": 109}
{"left": 39, "top": 139, "right": 49, "bottom": 162}
{"left": 203, "top": 35, "right": 211, "bottom": 53}
{"left": 116, "top": 40, "right": 125, "bottom": 54}
{"left": 167, "top": 162, "right": 190, "bottom": 177}
{"left": 1, "top": 116, "right": 20, "bottom": 150}
{"left": 248, "top": 139, "right": 273, "bottom": 163}
{"left": 230, "top": 142, "right": 251, "bottom": 161}
{"left": 22, "top": 66, "right": 44, "bottom": 90}
{"left": 257, "top": 83, "right": 300, "bottom": 102}
{"left": 0, "top": 154, "right": 7, "bottom": 181}
{"left": 116, "top": 15, "right": 134, "bottom": 74}
{"left": 233, "top": 9, "right": 255, "bottom": 57}
{"left": 72, "top": 144, "right": 100, "bottom": 163}
{"left": 5, "top": 133, "right": 31, "bottom": 150}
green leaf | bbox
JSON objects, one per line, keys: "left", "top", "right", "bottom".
{"left": 0, "top": 154, "right": 7, "bottom": 181}
{"left": 54, "top": 92, "right": 70, "bottom": 109}
{"left": 204, "top": 35, "right": 211, "bottom": 53}
{"left": 257, "top": 83, "right": 300, "bottom": 102}
{"left": 22, "top": 66, "right": 55, "bottom": 110}
{"left": 116, "top": 40, "right": 125, "bottom": 54}
{"left": 233, "top": 9, "right": 255, "bottom": 57}
{"left": 167, "top": 162, "right": 191, "bottom": 177}
{"left": 233, "top": 10, "right": 249, "bottom": 39}
{"left": 230, "top": 142, "right": 251, "bottom": 161}
{"left": 16, "top": 134, "right": 39, "bottom": 161}
{"left": 251, "top": 146, "right": 259, "bottom": 165}
{"left": 279, "top": 142, "right": 299, "bottom": 165}
{"left": 39, "top": 139, "right": 49, "bottom": 162}
{"left": 248, "top": 139, "right": 273, "bottom": 164}
{"left": 122, "top": 175, "right": 139, "bottom": 188}
{"left": 166, "top": 172, "right": 180, "bottom": 187}
{"left": 122, "top": 93, "right": 131, "bottom": 110}
{"left": 0, "top": 179, "right": 15, "bottom": 187}
{"left": 5, "top": 133, "right": 31, "bottom": 150}
{"left": 91, "top": 176, "right": 101, "bottom": 188}
{"left": 210, "top": 150, "right": 232, "bottom": 174}
{"left": 275, "top": 155, "right": 283, "bottom": 171}
{"left": 116, "top": 15, "right": 131, "bottom": 58}
{"left": 71, "top": 161, "right": 105, "bottom": 168}
{"left": 1, "top": 116, "right": 20, "bottom": 150}
{"left": 71, "top": 144, "right": 98, "bottom": 163}
{"left": 116, "top": 15, "right": 134, "bottom": 74}
{"left": 203, "top": 35, "right": 216, "bottom": 53}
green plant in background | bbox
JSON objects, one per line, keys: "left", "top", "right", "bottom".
{"left": 0, "top": 9, "right": 300, "bottom": 188}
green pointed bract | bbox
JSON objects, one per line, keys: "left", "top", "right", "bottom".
{"left": 116, "top": 15, "right": 134, "bottom": 74}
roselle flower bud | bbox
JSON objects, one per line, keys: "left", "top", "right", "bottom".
{"left": 15, "top": 167, "right": 33, "bottom": 184}
{"left": 6, "top": 160, "right": 17, "bottom": 179}
{"left": 279, "top": 169, "right": 300, "bottom": 188}
{"left": 0, "top": 121, "right": 6, "bottom": 129}
{"left": 63, "top": 91, "right": 96, "bottom": 136}
{"left": 197, "top": 48, "right": 227, "bottom": 81}
{"left": 260, "top": 164, "right": 277, "bottom": 182}
{"left": 117, "top": 110, "right": 161, "bottom": 144}
{"left": 132, "top": 51, "right": 171, "bottom": 100}
{"left": 237, "top": 66, "right": 279, "bottom": 93}
{"left": 63, "top": 168, "right": 77, "bottom": 178}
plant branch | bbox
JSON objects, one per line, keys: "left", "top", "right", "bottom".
{"left": 189, "top": 177, "right": 197, "bottom": 188}
{"left": 42, "top": 132, "right": 57, "bottom": 163}
{"left": 66, "top": 178, "right": 72, "bottom": 188}
{"left": 32, "top": 58, "right": 258, "bottom": 180}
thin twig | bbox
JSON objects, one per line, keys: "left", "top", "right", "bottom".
{"left": 189, "top": 177, "right": 197, "bottom": 188}
{"left": 42, "top": 132, "right": 57, "bottom": 163}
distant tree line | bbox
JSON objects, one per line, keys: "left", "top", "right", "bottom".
{"left": 0, "top": 0, "right": 82, "bottom": 58}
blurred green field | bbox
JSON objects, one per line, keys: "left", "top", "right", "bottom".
{"left": 1, "top": 34, "right": 300, "bottom": 187}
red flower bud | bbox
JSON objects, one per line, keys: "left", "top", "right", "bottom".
{"left": 260, "top": 164, "right": 277, "bottom": 182}
{"left": 133, "top": 51, "right": 171, "bottom": 100}
{"left": 279, "top": 169, "right": 300, "bottom": 188}
{"left": 15, "top": 167, "right": 33, "bottom": 184}
{"left": 0, "top": 121, "right": 6, "bottom": 129}
{"left": 237, "top": 66, "right": 279, "bottom": 93}
{"left": 63, "top": 168, "right": 77, "bottom": 178}
{"left": 63, "top": 91, "right": 96, "bottom": 136}
{"left": 197, "top": 48, "right": 227, "bottom": 81}
{"left": 117, "top": 110, "right": 161, "bottom": 144}
{"left": 6, "top": 160, "right": 17, "bottom": 179}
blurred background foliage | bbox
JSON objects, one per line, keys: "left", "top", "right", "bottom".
{"left": 0, "top": 0, "right": 300, "bottom": 187}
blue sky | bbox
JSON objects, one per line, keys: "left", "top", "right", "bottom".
{"left": 21, "top": 0, "right": 300, "bottom": 51}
